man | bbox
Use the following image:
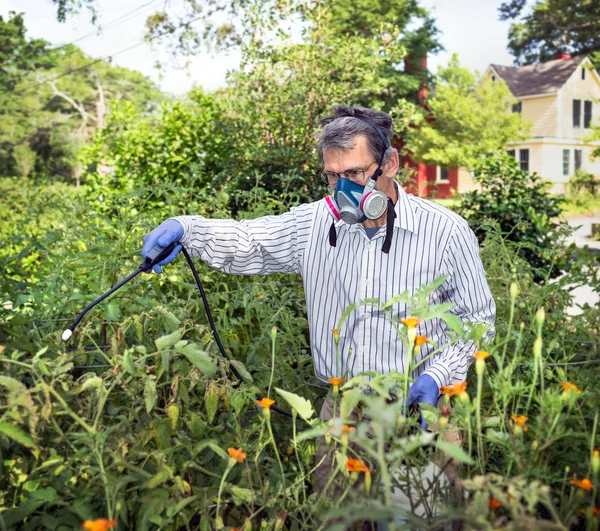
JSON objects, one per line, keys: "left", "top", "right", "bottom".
{"left": 141, "top": 105, "right": 495, "bottom": 491}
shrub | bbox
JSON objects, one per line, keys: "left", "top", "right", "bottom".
{"left": 458, "top": 153, "right": 567, "bottom": 280}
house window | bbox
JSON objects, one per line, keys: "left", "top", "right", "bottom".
{"left": 582, "top": 68, "right": 586, "bottom": 80}
{"left": 491, "top": 75, "right": 496, "bottom": 81}
{"left": 507, "top": 149, "right": 516, "bottom": 158}
{"left": 575, "top": 149, "right": 582, "bottom": 171}
{"left": 437, "top": 166, "right": 449, "bottom": 181}
{"left": 512, "top": 101, "right": 522, "bottom": 113}
{"left": 562, "top": 149, "right": 570, "bottom": 176}
{"left": 519, "top": 149, "right": 529, "bottom": 172}
{"left": 584, "top": 101, "right": 593, "bottom": 128}
{"left": 573, "top": 99, "right": 581, "bottom": 127}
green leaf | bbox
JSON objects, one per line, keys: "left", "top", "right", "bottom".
{"left": 81, "top": 376, "right": 103, "bottom": 392}
{"left": 230, "top": 485, "right": 253, "bottom": 505}
{"left": 0, "top": 422, "right": 37, "bottom": 449}
{"left": 230, "top": 360, "right": 253, "bottom": 383}
{"left": 144, "top": 378, "right": 157, "bottom": 414}
{"left": 436, "top": 440, "right": 474, "bottom": 465}
{"left": 274, "top": 388, "right": 314, "bottom": 421}
{"left": 442, "top": 314, "right": 466, "bottom": 337}
{"left": 205, "top": 382, "right": 219, "bottom": 424}
{"left": 176, "top": 344, "right": 217, "bottom": 376}
{"left": 420, "top": 403, "right": 440, "bottom": 427}
{"left": 105, "top": 301, "right": 120, "bottom": 321}
{"left": 192, "top": 439, "right": 229, "bottom": 461}
{"left": 155, "top": 330, "right": 183, "bottom": 351}
{"left": 340, "top": 390, "right": 361, "bottom": 419}
{"left": 122, "top": 350, "right": 136, "bottom": 376}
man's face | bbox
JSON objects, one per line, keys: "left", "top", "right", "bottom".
{"left": 322, "top": 135, "right": 377, "bottom": 189}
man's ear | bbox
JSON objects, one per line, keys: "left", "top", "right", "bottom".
{"left": 384, "top": 148, "right": 400, "bottom": 178}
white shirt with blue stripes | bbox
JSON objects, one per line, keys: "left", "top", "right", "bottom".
{"left": 174, "top": 185, "right": 496, "bottom": 389}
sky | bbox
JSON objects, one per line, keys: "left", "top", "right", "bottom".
{"left": 1, "top": 0, "right": 516, "bottom": 96}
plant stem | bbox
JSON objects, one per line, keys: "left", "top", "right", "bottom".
{"left": 266, "top": 416, "right": 286, "bottom": 490}
{"left": 216, "top": 462, "right": 234, "bottom": 530}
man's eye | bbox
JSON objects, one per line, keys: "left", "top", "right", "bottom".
{"left": 343, "top": 170, "right": 361, "bottom": 178}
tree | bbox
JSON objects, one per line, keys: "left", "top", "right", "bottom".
{"left": 0, "top": 13, "right": 163, "bottom": 182}
{"left": 403, "top": 54, "right": 532, "bottom": 169}
{"left": 498, "top": 0, "right": 600, "bottom": 67}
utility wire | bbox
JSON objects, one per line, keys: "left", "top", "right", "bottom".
{"left": 53, "top": 0, "right": 162, "bottom": 51}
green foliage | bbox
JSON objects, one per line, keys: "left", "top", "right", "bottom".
{"left": 567, "top": 168, "right": 600, "bottom": 196}
{"left": 0, "top": 14, "right": 163, "bottom": 182}
{"left": 499, "top": 0, "right": 600, "bottom": 67}
{"left": 458, "top": 153, "right": 567, "bottom": 279}
{"left": 404, "top": 55, "right": 532, "bottom": 168}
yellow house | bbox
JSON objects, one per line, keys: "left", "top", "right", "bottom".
{"left": 483, "top": 55, "right": 600, "bottom": 193}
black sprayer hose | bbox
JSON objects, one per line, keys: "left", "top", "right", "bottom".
{"left": 180, "top": 246, "right": 293, "bottom": 418}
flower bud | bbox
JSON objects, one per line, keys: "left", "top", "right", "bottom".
{"left": 535, "top": 307, "right": 545, "bottom": 327}
{"left": 510, "top": 282, "right": 519, "bottom": 300}
{"left": 593, "top": 450, "right": 600, "bottom": 476}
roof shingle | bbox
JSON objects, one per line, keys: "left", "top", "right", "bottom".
{"left": 490, "top": 55, "right": 585, "bottom": 97}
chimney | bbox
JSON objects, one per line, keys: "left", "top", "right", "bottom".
{"left": 553, "top": 52, "right": 572, "bottom": 60}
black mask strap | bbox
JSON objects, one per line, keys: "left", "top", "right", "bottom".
{"left": 382, "top": 198, "right": 396, "bottom": 254}
{"left": 329, "top": 221, "right": 337, "bottom": 247}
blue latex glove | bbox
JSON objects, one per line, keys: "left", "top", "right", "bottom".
{"left": 141, "top": 219, "right": 184, "bottom": 274}
{"left": 407, "top": 374, "right": 440, "bottom": 430}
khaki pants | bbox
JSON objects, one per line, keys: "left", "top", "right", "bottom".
{"left": 314, "top": 395, "right": 464, "bottom": 511}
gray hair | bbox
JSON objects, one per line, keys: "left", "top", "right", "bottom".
{"left": 317, "top": 106, "right": 394, "bottom": 167}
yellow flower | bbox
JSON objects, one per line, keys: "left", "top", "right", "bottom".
{"left": 511, "top": 415, "right": 529, "bottom": 432}
{"left": 256, "top": 397, "right": 275, "bottom": 409}
{"left": 474, "top": 351, "right": 490, "bottom": 360}
{"left": 400, "top": 317, "right": 422, "bottom": 329}
{"left": 328, "top": 377, "right": 344, "bottom": 387}
{"left": 82, "top": 519, "right": 117, "bottom": 531}
{"left": 570, "top": 477, "right": 594, "bottom": 491}
{"left": 560, "top": 382, "right": 581, "bottom": 395}
{"left": 227, "top": 447, "right": 247, "bottom": 463}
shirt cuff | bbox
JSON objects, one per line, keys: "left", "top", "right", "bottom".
{"left": 171, "top": 215, "right": 202, "bottom": 247}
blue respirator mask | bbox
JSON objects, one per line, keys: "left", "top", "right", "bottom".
{"left": 323, "top": 114, "right": 397, "bottom": 254}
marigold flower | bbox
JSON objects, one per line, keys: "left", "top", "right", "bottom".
{"left": 342, "top": 424, "right": 356, "bottom": 434}
{"left": 570, "top": 477, "right": 594, "bottom": 491}
{"left": 228, "top": 447, "right": 246, "bottom": 463}
{"left": 400, "top": 317, "right": 422, "bottom": 329}
{"left": 511, "top": 415, "right": 529, "bottom": 431}
{"left": 489, "top": 498, "right": 502, "bottom": 511}
{"left": 346, "top": 457, "right": 370, "bottom": 474}
{"left": 256, "top": 397, "right": 275, "bottom": 409}
{"left": 331, "top": 328, "right": 340, "bottom": 344}
{"left": 82, "top": 519, "right": 117, "bottom": 531}
{"left": 440, "top": 382, "right": 467, "bottom": 397}
{"left": 474, "top": 351, "right": 490, "bottom": 360}
{"left": 560, "top": 382, "right": 582, "bottom": 394}
{"left": 415, "top": 335, "right": 429, "bottom": 346}
{"left": 579, "top": 506, "right": 600, "bottom": 516}
{"left": 328, "top": 377, "right": 344, "bottom": 387}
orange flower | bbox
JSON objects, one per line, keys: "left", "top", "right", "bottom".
{"left": 82, "top": 519, "right": 117, "bottom": 531}
{"left": 474, "top": 351, "right": 490, "bottom": 360}
{"left": 228, "top": 447, "right": 247, "bottom": 463}
{"left": 256, "top": 397, "right": 275, "bottom": 409}
{"left": 331, "top": 328, "right": 340, "bottom": 344}
{"left": 342, "top": 424, "right": 356, "bottom": 434}
{"left": 415, "top": 336, "right": 429, "bottom": 347}
{"left": 570, "top": 477, "right": 594, "bottom": 491}
{"left": 489, "top": 498, "right": 502, "bottom": 511}
{"left": 328, "top": 377, "right": 344, "bottom": 387}
{"left": 440, "top": 382, "right": 467, "bottom": 397}
{"left": 346, "top": 458, "right": 370, "bottom": 474}
{"left": 560, "top": 382, "right": 582, "bottom": 394}
{"left": 579, "top": 507, "right": 600, "bottom": 516}
{"left": 511, "top": 415, "right": 529, "bottom": 431}
{"left": 400, "top": 317, "right": 422, "bottom": 329}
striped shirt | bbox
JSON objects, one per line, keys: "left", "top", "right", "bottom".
{"left": 174, "top": 185, "right": 496, "bottom": 389}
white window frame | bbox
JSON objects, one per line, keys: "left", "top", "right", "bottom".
{"left": 436, "top": 166, "right": 449, "bottom": 182}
